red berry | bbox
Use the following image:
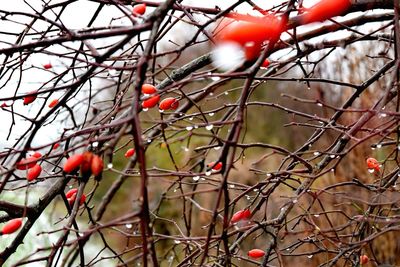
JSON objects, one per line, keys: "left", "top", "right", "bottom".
{"left": 53, "top": 143, "right": 60, "bottom": 150}
{"left": 91, "top": 155, "right": 103, "bottom": 176}
{"left": 360, "top": 255, "right": 369, "bottom": 264}
{"left": 241, "top": 209, "right": 251, "bottom": 219}
{"left": 261, "top": 59, "right": 270, "bottom": 68}
{"left": 43, "top": 63, "right": 52, "bottom": 69}
{"left": 230, "top": 209, "right": 251, "bottom": 223}
{"left": 248, "top": 248, "right": 265, "bottom": 259}
{"left": 303, "top": 0, "right": 350, "bottom": 24}
{"left": 132, "top": 4, "right": 146, "bottom": 15}
{"left": 16, "top": 157, "right": 38, "bottom": 170}
{"left": 80, "top": 152, "right": 94, "bottom": 176}
{"left": 159, "top": 97, "right": 179, "bottom": 111}
{"left": 66, "top": 188, "right": 78, "bottom": 198}
{"left": 216, "top": 15, "right": 284, "bottom": 60}
{"left": 63, "top": 154, "right": 84, "bottom": 173}
{"left": 141, "top": 84, "right": 157, "bottom": 94}
{"left": 48, "top": 99, "right": 59, "bottom": 108}
{"left": 31, "top": 152, "right": 42, "bottom": 158}
{"left": 67, "top": 191, "right": 86, "bottom": 207}
{"left": 23, "top": 91, "right": 38, "bottom": 105}
{"left": 79, "top": 194, "right": 86, "bottom": 205}
{"left": 142, "top": 94, "right": 160, "bottom": 109}
{"left": 1, "top": 218, "right": 22, "bottom": 235}
{"left": 207, "top": 161, "right": 223, "bottom": 171}
{"left": 125, "top": 148, "right": 135, "bottom": 158}
{"left": 366, "top": 157, "right": 380, "bottom": 171}
{"left": 27, "top": 164, "right": 42, "bottom": 181}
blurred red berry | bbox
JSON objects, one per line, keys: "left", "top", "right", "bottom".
{"left": 142, "top": 94, "right": 160, "bottom": 109}
{"left": 141, "top": 84, "right": 157, "bottom": 94}
{"left": 16, "top": 157, "right": 38, "bottom": 170}
{"left": 66, "top": 188, "right": 78, "bottom": 198}
{"left": 132, "top": 4, "right": 146, "bottom": 15}
{"left": 207, "top": 161, "right": 223, "bottom": 171}
{"left": 23, "top": 91, "right": 37, "bottom": 105}
{"left": 1, "top": 218, "right": 22, "bottom": 235}
{"left": 366, "top": 157, "right": 380, "bottom": 172}
{"left": 303, "top": 0, "right": 350, "bottom": 24}
{"left": 91, "top": 155, "right": 103, "bottom": 176}
{"left": 248, "top": 248, "right": 265, "bottom": 259}
{"left": 216, "top": 15, "right": 284, "bottom": 61}
{"left": 261, "top": 59, "right": 270, "bottom": 68}
{"left": 159, "top": 97, "right": 179, "bottom": 111}
{"left": 31, "top": 152, "right": 42, "bottom": 158}
{"left": 360, "top": 255, "right": 369, "bottom": 264}
{"left": 43, "top": 63, "right": 52, "bottom": 69}
{"left": 63, "top": 154, "right": 84, "bottom": 173}
{"left": 48, "top": 99, "right": 59, "bottom": 108}
{"left": 66, "top": 189, "right": 86, "bottom": 207}
{"left": 230, "top": 209, "right": 251, "bottom": 223}
{"left": 125, "top": 148, "right": 135, "bottom": 158}
{"left": 27, "top": 164, "right": 42, "bottom": 181}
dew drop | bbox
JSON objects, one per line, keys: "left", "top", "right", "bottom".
{"left": 194, "top": 125, "right": 199, "bottom": 129}
{"left": 209, "top": 92, "right": 214, "bottom": 96}
{"left": 379, "top": 113, "right": 387, "bottom": 118}
{"left": 266, "top": 173, "right": 272, "bottom": 178}
{"left": 368, "top": 169, "right": 375, "bottom": 173}
{"left": 246, "top": 195, "right": 251, "bottom": 200}
{"left": 205, "top": 171, "right": 212, "bottom": 176}
{"left": 214, "top": 146, "right": 221, "bottom": 150}
{"left": 253, "top": 188, "right": 258, "bottom": 192}
{"left": 186, "top": 126, "right": 193, "bottom": 131}
{"left": 307, "top": 255, "right": 313, "bottom": 259}
{"left": 92, "top": 141, "right": 99, "bottom": 148}
{"left": 189, "top": 117, "right": 193, "bottom": 121}
{"left": 126, "top": 223, "right": 133, "bottom": 229}
{"left": 147, "top": 139, "right": 151, "bottom": 143}
{"left": 143, "top": 108, "right": 148, "bottom": 112}
{"left": 201, "top": 178, "right": 206, "bottom": 181}
{"left": 229, "top": 184, "right": 235, "bottom": 188}
{"left": 224, "top": 92, "right": 229, "bottom": 95}
{"left": 205, "top": 125, "right": 214, "bottom": 131}
{"left": 314, "top": 214, "right": 320, "bottom": 218}
{"left": 376, "top": 144, "right": 382, "bottom": 149}
{"left": 292, "top": 199, "right": 298, "bottom": 203}
{"left": 211, "top": 76, "right": 221, "bottom": 81}
{"left": 184, "top": 147, "right": 189, "bottom": 152}
{"left": 209, "top": 112, "right": 215, "bottom": 117}
{"left": 159, "top": 109, "right": 164, "bottom": 113}
{"left": 317, "top": 103, "right": 323, "bottom": 107}
{"left": 313, "top": 151, "right": 320, "bottom": 156}
{"left": 193, "top": 176, "right": 200, "bottom": 181}
{"left": 107, "top": 163, "right": 113, "bottom": 169}
{"left": 329, "top": 155, "right": 335, "bottom": 158}
{"left": 174, "top": 240, "right": 181, "bottom": 244}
